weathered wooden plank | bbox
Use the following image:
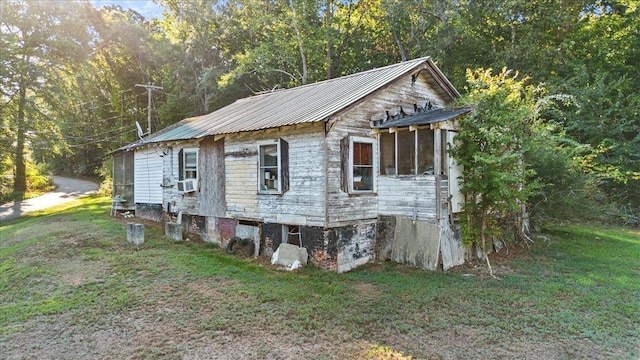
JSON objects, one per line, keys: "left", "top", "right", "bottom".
{"left": 224, "top": 128, "right": 326, "bottom": 224}
{"left": 324, "top": 70, "right": 446, "bottom": 227}
{"left": 199, "top": 137, "right": 225, "bottom": 217}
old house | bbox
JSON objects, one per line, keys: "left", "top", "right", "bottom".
{"left": 112, "top": 57, "right": 469, "bottom": 272}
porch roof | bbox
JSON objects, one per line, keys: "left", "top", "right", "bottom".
{"left": 372, "top": 107, "right": 472, "bottom": 129}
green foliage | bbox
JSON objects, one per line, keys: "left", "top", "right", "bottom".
{"left": 0, "top": 161, "right": 53, "bottom": 204}
{"left": 451, "top": 68, "right": 540, "bottom": 253}
{"left": 97, "top": 156, "right": 113, "bottom": 197}
{"left": 551, "top": 1, "right": 640, "bottom": 213}
{"left": 526, "top": 124, "right": 610, "bottom": 225}
{"left": 1, "top": 0, "right": 92, "bottom": 191}
{"left": 1, "top": 0, "right": 637, "bottom": 222}
{"left": 25, "top": 164, "right": 53, "bottom": 192}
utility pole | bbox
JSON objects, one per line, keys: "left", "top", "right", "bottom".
{"left": 135, "top": 83, "right": 163, "bottom": 136}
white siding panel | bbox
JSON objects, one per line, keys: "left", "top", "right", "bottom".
{"left": 225, "top": 139, "right": 259, "bottom": 219}
{"left": 161, "top": 142, "right": 202, "bottom": 214}
{"left": 225, "top": 127, "right": 326, "bottom": 225}
{"left": 377, "top": 176, "right": 440, "bottom": 221}
{"left": 134, "top": 148, "right": 163, "bottom": 204}
{"left": 325, "top": 71, "right": 447, "bottom": 227}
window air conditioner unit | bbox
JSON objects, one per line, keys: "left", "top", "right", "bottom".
{"left": 177, "top": 179, "right": 196, "bottom": 194}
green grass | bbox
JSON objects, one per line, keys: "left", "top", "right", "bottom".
{"left": 1, "top": 196, "right": 638, "bottom": 359}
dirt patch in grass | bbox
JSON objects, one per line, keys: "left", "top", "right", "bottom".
{"left": 2, "top": 206, "right": 638, "bottom": 359}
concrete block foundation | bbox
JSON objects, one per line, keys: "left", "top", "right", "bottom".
{"left": 126, "top": 223, "right": 144, "bottom": 245}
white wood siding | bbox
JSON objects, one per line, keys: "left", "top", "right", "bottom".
{"left": 162, "top": 141, "right": 202, "bottom": 214}
{"left": 377, "top": 175, "right": 442, "bottom": 221}
{"left": 224, "top": 139, "right": 259, "bottom": 218}
{"left": 326, "top": 71, "right": 447, "bottom": 227}
{"left": 134, "top": 147, "right": 163, "bottom": 204}
{"left": 225, "top": 125, "right": 326, "bottom": 226}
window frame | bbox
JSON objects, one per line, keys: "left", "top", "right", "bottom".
{"left": 257, "top": 139, "right": 283, "bottom": 194}
{"left": 181, "top": 148, "right": 199, "bottom": 181}
{"left": 349, "top": 136, "right": 376, "bottom": 194}
{"left": 379, "top": 127, "right": 437, "bottom": 176}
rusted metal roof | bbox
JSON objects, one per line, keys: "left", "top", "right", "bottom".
{"left": 135, "top": 57, "right": 459, "bottom": 146}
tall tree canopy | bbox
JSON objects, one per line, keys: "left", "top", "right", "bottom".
{"left": 1, "top": 0, "right": 91, "bottom": 191}
{"left": 1, "top": 0, "right": 637, "bottom": 222}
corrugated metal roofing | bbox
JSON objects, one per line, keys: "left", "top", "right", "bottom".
{"left": 373, "top": 107, "right": 472, "bottom": 129}
{"left": 136, "top": 57, "right": 458, "bottom": 146}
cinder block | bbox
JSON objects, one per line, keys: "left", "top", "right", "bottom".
{"left": 126, "top": 223, "right": 144, "bottom": 245}
{"left": 165, "top": 222, "right": 183, "bottom": 241}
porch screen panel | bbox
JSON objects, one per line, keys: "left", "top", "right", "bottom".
{"left": 379, "top": 132, "right": 395, "bottom": 175}
{"left": 441, "top": 130, "right": 448, "bottom": 176}
{"left": 113, "top": 152, "right": 134, "bottom": 204}
{"left": 123, "top": 151, "right": 134, "bottom": 203}
{"left": 396, "top": 130, "right": 415, "bottom": 175}
{"left": 417, "top": 129, "right": 435, "bottom": 174}
{"left": 113, "top": 153, "right": 124, "bottom": 197}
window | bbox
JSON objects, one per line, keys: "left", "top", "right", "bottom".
{"left": 179, "top": 148, "right": 198, "bottom": 180}
{"left": 379, "top": 128, "right": 435, "bottom": 176}
{"left": 348, "top": 137, "right": 375, "bottom": 193}
{"left": 258, "top": 139, "right": 289, "bottom": 194}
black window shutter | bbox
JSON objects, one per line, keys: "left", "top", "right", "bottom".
{"left": 280, "top": 139, "right": 289, "bottom": 193}
{"left": 178, "top": 149, "right": 184, "bottom": 181}
{"left": 340, "top": 136, "right": 349, "bottom": 193}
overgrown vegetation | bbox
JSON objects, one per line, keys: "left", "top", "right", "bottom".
{"left": 1, "top": 197, "right": 638, "bottom": 359}
{"left": 1, "top": 1, "right": 638, "bottom": 219}
{"left": 0, "top": 162, "right": 54, "bottom": 204}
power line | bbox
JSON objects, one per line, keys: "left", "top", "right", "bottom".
{"left": 135, "top": 83, "right": 163, "bottom": 136}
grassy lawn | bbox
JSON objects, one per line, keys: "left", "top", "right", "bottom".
{"left": 1, "top": 196, "right": 638, "bottom": 359}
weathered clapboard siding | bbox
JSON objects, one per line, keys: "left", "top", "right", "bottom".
{"left": 377, "top": 175, "right": 446, "bottom": 221}
{"left": 224, "top": 125, "right": 326, "bottom": 225}
{"left": 199, "top": 137, "right": 225, "bottom": 217}
{"left": 134, "top": 147, "right": 163, "bottom": 204}
{"left": 325, "top": 70, "right": 446, "bottom": 227}
{"left": 224, "top": 144, "right": 258, "bottom": 218}
{"left": 162, "top": 141, "right": 201, "bottom": 215}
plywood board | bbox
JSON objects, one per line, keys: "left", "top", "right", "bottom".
{"left": 440, "top": 220, "right": 465, "bottom": 270}
{"left": 391, "top": 217, "right": 440, "bottom": 270}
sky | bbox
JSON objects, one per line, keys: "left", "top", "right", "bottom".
{"left": 90, "top": 0, "right": 164, "bottom": 19}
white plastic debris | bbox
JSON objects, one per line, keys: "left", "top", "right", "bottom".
{"left": 287, "top": 260, "right": 302, "bottom": 271}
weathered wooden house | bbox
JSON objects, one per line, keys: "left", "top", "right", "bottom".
{"left": 112, "top": 57, "right": 469, "bottom": 272}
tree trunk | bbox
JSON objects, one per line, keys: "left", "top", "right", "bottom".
{"left": 481, "top": 212, "right": 497, "bottom": 278}
{"left": 393, "top": 30, "right": 407, "bottom": 61}
{"left": 14, "top": 84, "right": 27, "bottom": 193}
{"left": 480, "top": 213, "right": 487, "bottom": 260}
{"left": 325, "top": 0, "right": 333, "bottom": 80}
{"left": 289, "top": 0, "right": 307, "bottom": 84}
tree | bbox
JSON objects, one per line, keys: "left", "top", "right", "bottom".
{"left": 551, "top": 0, "right": 640, "bottom": 211}
{"left": 451, "top": 68, "right": 542, "bottom": 275}
{"left": 1, "top": 0, "right": 91, "bottom": 192}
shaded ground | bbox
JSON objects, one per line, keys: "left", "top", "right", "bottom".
{"left": 1, "top": 199, "right": 638, "bottom": 359}
{"left": 0, "top": 176, "right": 98, "bottom": 222}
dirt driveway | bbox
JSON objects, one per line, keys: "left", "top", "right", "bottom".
{"left": 0, "top": 176, "right": 98, "bottom": 223}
